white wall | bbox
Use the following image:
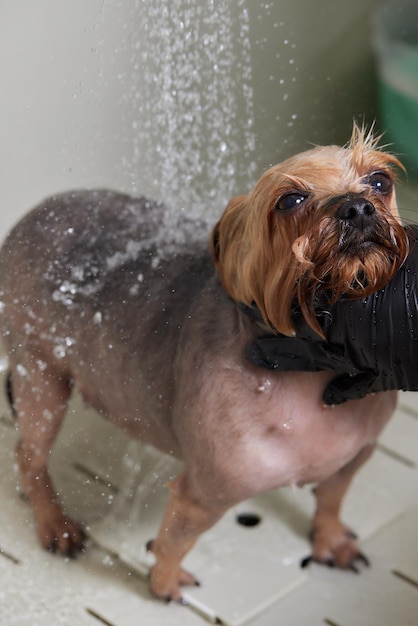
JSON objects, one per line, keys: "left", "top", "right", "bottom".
{"left": 0, "top": 0, "right": 384, "bottom": 241}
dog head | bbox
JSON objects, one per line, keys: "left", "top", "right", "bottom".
{"left": 211, "top": 124, "right": 409, "bottom": 337}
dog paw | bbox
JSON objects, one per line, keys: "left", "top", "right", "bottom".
{"left": 147, "top": 540, "right": 200, "bottom": 602}
{"left": 149, "top": 564, "right": 200, "bottom": 602}
{"left": 301, "top": 521, "right": 369, "bottom": 572}
{"left": 37, "top": 509, "right": 86, "bottom": 558}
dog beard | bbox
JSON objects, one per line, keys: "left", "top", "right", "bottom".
{"left": 292, "top": 212, "right": 408, "bottom": 335}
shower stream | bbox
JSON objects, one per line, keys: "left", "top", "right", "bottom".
{"left": 91, "top": 0, "right": 256, "bottom": 581}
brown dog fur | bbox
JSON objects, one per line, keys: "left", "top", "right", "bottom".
{"left": 0, "top": 126, "right": 406, "bottom": 600}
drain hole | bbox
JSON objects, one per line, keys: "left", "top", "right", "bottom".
{"left": 236, "top": 512, "right": 262, "bottom": 527}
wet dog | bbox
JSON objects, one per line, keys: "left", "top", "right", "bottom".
{"left": 0, "top": 125, "right": 408, "bottom": 601}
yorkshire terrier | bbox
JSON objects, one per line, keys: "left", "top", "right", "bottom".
{"left": 0, "top": 124, "right": 408, "bottom": 601}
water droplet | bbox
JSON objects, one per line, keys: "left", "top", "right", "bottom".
{"left": 42, "top": 409, "right": 53, "bottom": 421}
{"left": 256, "top": 379, "right": 272, "bottom": 393}
{"left": 16, "top": 364, "right": 28, "bottom": 377}
{"left": 53, "top": 345, "right": 66, "bottom": 359}
{"left": 282, "top": 417, "right": 293, "bottom": 430}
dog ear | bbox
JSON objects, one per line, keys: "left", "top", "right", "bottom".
{"left": 210, "top": 195, "right": 248, "bottom": 263}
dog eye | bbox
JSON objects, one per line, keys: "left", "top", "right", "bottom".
{"left": 366, "top": 172, "right": 392, "bottom": 194}
{"left": 275, "top": 193, "right": 308, "bottom": 211}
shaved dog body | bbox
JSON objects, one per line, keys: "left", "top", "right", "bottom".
{"left": 0, "top": 127, "right": 404, "bottom": 600}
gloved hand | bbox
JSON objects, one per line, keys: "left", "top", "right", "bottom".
{"left": 246, "top": 225, "right": 418, "bottom": 405}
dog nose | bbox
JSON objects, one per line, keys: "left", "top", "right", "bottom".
{"left": 336, "top": 198, "right": 375, "bottom": 229}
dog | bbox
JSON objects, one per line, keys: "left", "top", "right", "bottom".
{"left": 0, "top": 124, "right": 409, "bottom": 602}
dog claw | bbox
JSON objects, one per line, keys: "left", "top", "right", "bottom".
{"left": 346, "top": 529, "right": 358, "bottom": 540}
{"left": 300, "top": 555, "right": 313, "bottom": 569}
{"left": 153, "top": 593, "right": 188, "bottom": 606}
{"left": 164, "top": 596, "right": 189, "bottom": 606}
{"left": 357, "top": 552, "right": 370, "bottom": 567}
{"left": 65, "top": 540, "right": 86, "bottom": 559}
{"left": 300, "top": 552, "right": 368, "bottom": 572}
{"left": 300, "top": 554, "right": 336, "bottom": 569}
{"left": 44, "top": 522, "right": 86, "bottom": 558}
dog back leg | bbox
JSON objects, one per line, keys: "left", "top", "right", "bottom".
{"left": 11, "top": 357, "right": 86, "bottom": 557}
{"left": 147, "top": 471, "right": 228, "bottom": 601}
{"left": 302, "top": 443, "right": 374, "bottom": 571}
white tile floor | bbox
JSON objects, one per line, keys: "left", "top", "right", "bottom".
{"left": 1, "top": 367, "right": 418, "bottom": 626}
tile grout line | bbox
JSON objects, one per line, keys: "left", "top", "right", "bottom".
{"left": 376, "top": 443, "right": 416, "bottom": 468}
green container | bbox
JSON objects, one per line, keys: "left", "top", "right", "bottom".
{"left": 374, "top": 3, "right": 418, "bottom": 178}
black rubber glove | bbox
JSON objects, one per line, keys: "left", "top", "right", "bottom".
{"left": 246, "top": 225, "right": 418, "bottom": 405}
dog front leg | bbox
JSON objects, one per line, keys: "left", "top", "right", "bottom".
{"left": 148, "top": 471, "right": 227, "bottom": 601}
{"left": 303, "top": 444, "right": 374, "bottom": 571}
